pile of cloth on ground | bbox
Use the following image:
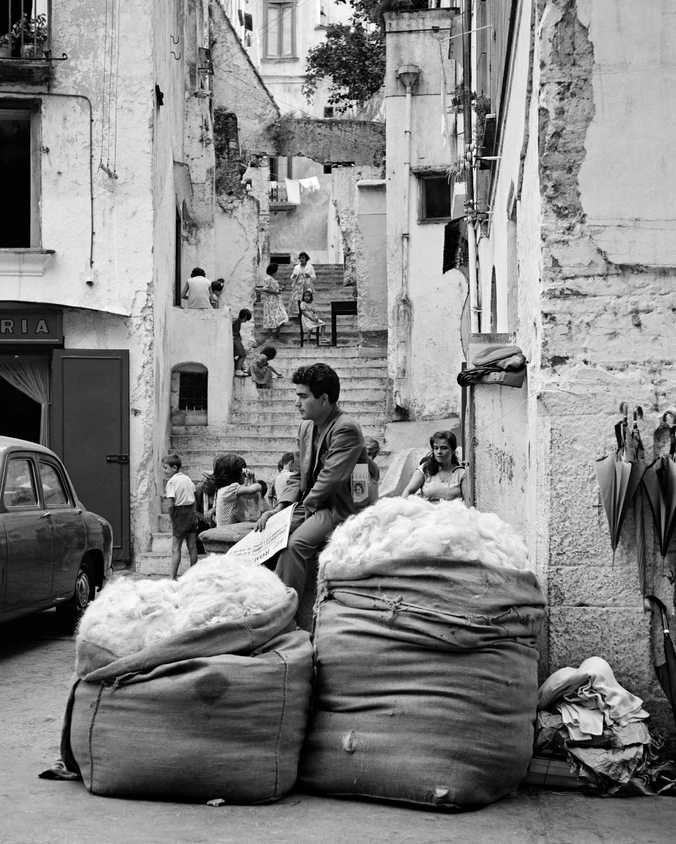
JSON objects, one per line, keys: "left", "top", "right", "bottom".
{"left": 299, "top": 496, "right": 546, "bottom": 810}
{"left": 51, "top": 557, "right": 313, "bottom": 803}
{"left": 535, "top": 656, "right": 676, "bottom": 795}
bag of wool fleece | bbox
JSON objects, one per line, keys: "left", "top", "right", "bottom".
{"left": 299, "top": 497, "right": 546, "bottom": 810}
{"left": 60, "top": 556, "right": 314, "bottom": 803}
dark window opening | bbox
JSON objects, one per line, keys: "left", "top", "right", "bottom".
{"left": 179, "top": 371, "right": 208, "bottom": 411}
{"left": 270, "top": 253, "right": 291, "bottom": 264}
{"left": 323, "top": 163, "right": 332, "bottom": 174}
{"left": 421, "top": 175, "right": 451, "bottom": 221}
{"left": 0, "top": 108, "right": 32, "bottom": 247}
{"left": 323, "top": 106, "right": 334, "bottom": 118}
{"left": 0, "top": 373, "right": 41, "bottom": 443}
{"left": 269, "top": 156, "right": 278, "bottom": 182}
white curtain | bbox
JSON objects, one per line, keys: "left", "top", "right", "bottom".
{"left": 0, "top": 357, "right": 50, "bottom": 446}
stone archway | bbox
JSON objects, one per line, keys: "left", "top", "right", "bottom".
{"left": 170, "top": 363, "right": 208, "bottom": 427}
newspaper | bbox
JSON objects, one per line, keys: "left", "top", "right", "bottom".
{"left": 224, "top": 505, "right": 296, "bottom": 566}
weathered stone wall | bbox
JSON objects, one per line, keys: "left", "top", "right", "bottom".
{"left": 272, "top": 118, "right": 385, "bottom": 167}
{"left": 536, "top": 0, "right": 676, "bottom": 735}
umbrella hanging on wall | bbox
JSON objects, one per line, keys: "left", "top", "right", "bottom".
{"left": 643, "top": 411, "right": 676, "bottom": 573}
{"left": 645, "top": 595, "right": 676, "bottom": 729}
{"left": 594, "top": 404, "right": 647, "bottom": 563}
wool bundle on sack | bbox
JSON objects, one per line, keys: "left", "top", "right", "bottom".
{"left": 61, "top": 557, "right": 313, "bottom": 803}
{"left": 299, "top": 498, "right": 546, "bottom": 810}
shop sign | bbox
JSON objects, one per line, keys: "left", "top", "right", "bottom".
{"left": 0, "top": 310, "right": 62, "bottom": 344}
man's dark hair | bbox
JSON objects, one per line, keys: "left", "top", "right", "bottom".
{"left": 211, "top": 279, "right": 224, "bottom": 292}
{"left": 191, "top": 267, "right": 206, "bottom": 278}
{"left": 292, "top": 363, "right": 340, "bottom": 404}
{"left": 266, "top": 262, "right": 279, "bottom": 275}
{"left": 238, "top": 308, "right": 252, "bottom": 321}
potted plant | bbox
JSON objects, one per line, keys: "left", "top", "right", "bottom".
{"left": 11, "top": 13, "right": 48, "bottom": 58}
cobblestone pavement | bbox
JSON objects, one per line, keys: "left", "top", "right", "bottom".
{"left": 1, "top": 610, "right": 673, "bottom": 844}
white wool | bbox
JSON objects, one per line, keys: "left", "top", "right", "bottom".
{"left": 172, "top": 556, "right": 289, "bottom": 633}
{"left": 76, "top": 555, "right": 288, "bottom": 665}
{"left": 319, "top": 497, "right": 529, "bottom": 578}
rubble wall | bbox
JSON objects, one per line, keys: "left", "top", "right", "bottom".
{"left": 538, "top": 0, "right": 676, "bottom": 734}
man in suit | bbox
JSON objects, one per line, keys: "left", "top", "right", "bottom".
{"left": 255, "top": 362, "right": 369, "bottom": 599}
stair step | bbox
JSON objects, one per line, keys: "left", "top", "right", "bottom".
{"left": 136, "top": 553, "right": 190, "bottom": 578}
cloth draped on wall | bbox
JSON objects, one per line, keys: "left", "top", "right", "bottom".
{"left": 0, "top": 357, "right": 50, "bottom": 445}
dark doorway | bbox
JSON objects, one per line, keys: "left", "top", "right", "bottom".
{"left": 0, "top": 375, "right": 40, "bottom": 443}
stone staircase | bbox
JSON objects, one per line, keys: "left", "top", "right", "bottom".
{"left": 253, "top": 263, "right": 357, "bottom": 346}
{"left": 137, "top": 264, "right": 388, "bottom": 576}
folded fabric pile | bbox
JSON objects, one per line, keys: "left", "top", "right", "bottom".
{"left": 536, "top": 657, "right": 674, "bottom": 795}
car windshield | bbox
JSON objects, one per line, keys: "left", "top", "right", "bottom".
{"left": 3, "top": 457, "right": 39, "bottom": 507}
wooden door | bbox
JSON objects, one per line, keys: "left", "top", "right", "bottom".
{"left": 51, "top": 350, "right": 130, "bottom": 564}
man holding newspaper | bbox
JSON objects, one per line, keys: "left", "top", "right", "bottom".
{"left": 256, "top": 363, "right": 371, "bottom": 600}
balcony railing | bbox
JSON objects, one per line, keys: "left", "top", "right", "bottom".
{"left": 0, "top": 1, "right": 50, "bottom": 60}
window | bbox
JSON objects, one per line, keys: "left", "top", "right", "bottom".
{"left": 0, "top": 105, "right": 38, "bottom": 247}
{"left": 420, "top": 175, "right": 451, "bottom": 221}
{"left": 3, "top": 457, "right": 38, "bottom": 508}
{"left": 39, "top": 462, "right": 70, "bottom": 507}
{"left": 323, "top": 106, "right": 334, "bottom": 119}
{"left": 265, "top": 1, "right": 295, "bottom": 58}
{"left": 179, "top": 371, "right": 208, "bottom": 412}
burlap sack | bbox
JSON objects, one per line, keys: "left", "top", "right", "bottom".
{"left": 299, "top": 555, "right": 545, "bottom": 809}
{"left": 62, "top": 592, "right": 313, "bottom": 803}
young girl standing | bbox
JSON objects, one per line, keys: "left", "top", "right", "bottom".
{"left": 249, "top": 345, "right": 282, "bottom": 389}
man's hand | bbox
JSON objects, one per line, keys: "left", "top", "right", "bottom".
{"left": 255, "top": 510, "right": 274, "bottom": 532}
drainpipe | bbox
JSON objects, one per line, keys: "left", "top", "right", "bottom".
{"left": 394, "top": 64, "right": 421, "bottom": 406}
{"left": 462, "top": 1, "right": 481, "bottom": 332}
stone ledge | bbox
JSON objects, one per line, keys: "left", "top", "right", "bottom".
{"left": 199, "top": 523, "right": 255, "bottom": 554}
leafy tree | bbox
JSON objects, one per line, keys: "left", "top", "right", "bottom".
{"left": 303, "top": 0, "right": 425, "bottom": 113}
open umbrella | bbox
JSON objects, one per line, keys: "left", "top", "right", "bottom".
{"left": 594, "top": 407, "right": 646, "bottom": 562}
{"left": 645, "top": 595, "right": 676, "bottom": 728}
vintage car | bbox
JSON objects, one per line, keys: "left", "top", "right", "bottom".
{"left": 0, "top": 436, "right": 113, "bottom": 626}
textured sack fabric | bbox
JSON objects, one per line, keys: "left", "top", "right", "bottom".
{"left": 63, "top": 593, "right": 314, "bottom": 803}
{"left": 300, "top": 546, "right": 545, "bottom": 809}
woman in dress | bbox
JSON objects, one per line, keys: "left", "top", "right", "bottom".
{"left": 402, "top": 430, "right": 465, "bottom": 503}
{"left": 299, "top": 290, "right": 327, "bottom": 343}
{"left": 287, "top": 251, "right": 316, "bottom": 317}
{"left": 232, "top": 308, "right": 252, "bottom": 377}
{"left": 261, "top": 263, "right": 289, "bottom": 340}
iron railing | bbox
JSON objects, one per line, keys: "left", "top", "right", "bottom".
{"left": 0, "top": 1, "right": 51, "bottom": 59}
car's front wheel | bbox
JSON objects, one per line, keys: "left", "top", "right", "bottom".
{"left": 56, "top": 559, "right": 94, "bottom": 629}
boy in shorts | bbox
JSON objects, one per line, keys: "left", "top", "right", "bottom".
{"left": 163, "top": 453, "right": 198, "bottom": 579}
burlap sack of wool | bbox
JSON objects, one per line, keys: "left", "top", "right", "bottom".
{"left": 60, "top": 557, "right": 313, "bottom": 803}
{"left": 299, "top": 497, "right": 546, "bottom": 810}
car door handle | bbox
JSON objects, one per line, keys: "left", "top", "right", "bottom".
{"left": 41, "top": 511, "right": 52, "bottom": 518}
{"left": 106, "top": 454, "right": 129, "bottom": 464}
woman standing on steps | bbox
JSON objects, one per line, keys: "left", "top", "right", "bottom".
{"left": 261, "top": 263, "right": 289, "bottom": 341}
{"left": 287, "top": 251, "right": 316, "bottom": 318}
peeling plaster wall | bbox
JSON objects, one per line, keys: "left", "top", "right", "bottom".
{"left": 537, "top": 1, "right": 676, "bottom": 733}
{"left": 473, "top": 1, "right": 676, "bottom": 735}
{"left": 384, "top": 11, "right": 465, "bottom": 419}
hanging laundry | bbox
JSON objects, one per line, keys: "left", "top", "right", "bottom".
{"left": 285, "top": 178, "right": 301, "bottom": 205}
{"left": 299, "top": 177, "right": 320, "bottom": 192}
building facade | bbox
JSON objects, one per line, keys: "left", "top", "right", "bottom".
{"left": 0, "top": 0, "right": 274, "bottom": 566}
{"left": 383, "top": 1, "right": 676, "bottom": 738}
